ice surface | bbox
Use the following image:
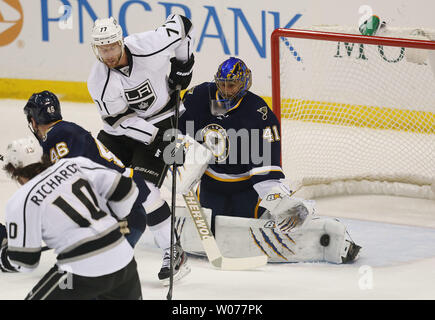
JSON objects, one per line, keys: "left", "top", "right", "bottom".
{"left": 0, "top": 99, "right": 434, "bottom": 300}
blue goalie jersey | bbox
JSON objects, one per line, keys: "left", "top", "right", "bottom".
{"left": 179, "top": 82, "right": 285, "bottom": 196}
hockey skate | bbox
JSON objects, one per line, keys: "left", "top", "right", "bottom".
{"left": 158, "top": 242, "right": 191, "bottom": 286}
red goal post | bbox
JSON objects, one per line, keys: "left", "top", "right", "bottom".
{"left": 270, "top": 28, "right": 435, "bottom": 199}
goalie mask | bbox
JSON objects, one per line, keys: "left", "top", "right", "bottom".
{"left": 91, "top": 17, "right": 125, "bottom": 68}
{"left": 212, "top": 57, "right": 252, "bottom": 115}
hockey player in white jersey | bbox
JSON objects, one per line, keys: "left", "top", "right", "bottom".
{"left": 87, "top": 15, "right": 194, "bottom": 283}
{"left": 0, "top": 137, "right": 142, "bottom": 299}
{"left": 23, "top": 90, "right": 189, "bottom": 285}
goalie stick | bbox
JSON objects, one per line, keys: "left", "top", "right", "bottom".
{"left": 182, "top": 190, "right": 268, "bottom": 270}
{"left": 167, "top": 85, "right": 182, "bottom": 301}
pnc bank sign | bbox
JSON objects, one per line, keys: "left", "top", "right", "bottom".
{"left": 41, "top": 0, "right": 301, "bottom": 59}
{"left": 0, "top": 0, "right": 23, "bottom": 46}
{"left": 1, "top": 0, "right": 303, "bottom": 58}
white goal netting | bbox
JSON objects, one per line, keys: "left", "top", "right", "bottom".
{"left": 273, "top": 26, "right": 435, "bottom": 199}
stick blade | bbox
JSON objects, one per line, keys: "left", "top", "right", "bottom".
{"left": 182, "top": 191, "right": 268, "bottom": 271}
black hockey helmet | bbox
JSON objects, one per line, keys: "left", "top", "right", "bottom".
{"left": 24, "top": 90, "right": 62, "bottom": 125}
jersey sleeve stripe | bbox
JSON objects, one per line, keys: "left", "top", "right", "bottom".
{"left": 108, "top": 176, "right": 134, "bottom": 202}
{"left": 7, "top": 249, "right": 41, "bottom": 269}
{"left": 100, "top": 69, "right": 111, "bottom": 114}
{"left": 180, "top": 15, "right": 192, "bottom": 36}
{"left": 95, "top": 99, "right": 103, "bottom": 111}
{"left": 204, "top": 166, "right": 284, "bottom": 182}
{"left": 103, "top": 107, "right": 136, "bottom": 127}
{"left": 119, "top": 124, "right": 153, "bottom": 137}
{"left": 131, "top": 38, "right": 182, "bottom": 57}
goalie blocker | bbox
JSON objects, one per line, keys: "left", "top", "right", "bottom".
{"left": 162, "top": 133, "right": 213, "bottom": 194}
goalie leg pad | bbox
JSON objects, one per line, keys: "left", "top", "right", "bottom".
{"left": 183, "top": 215, "right": 361, "bottom": 264}
{"left": 317, "top": 217, "right": 361, "bottom": 263}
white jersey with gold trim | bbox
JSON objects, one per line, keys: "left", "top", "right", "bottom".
{"left": 87, "top": 14, "right": 194, "bottom": 145}
{"left": 2, "top": 157, "right": 138, "bottom": 277}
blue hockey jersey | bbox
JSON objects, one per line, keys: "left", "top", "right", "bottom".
{"left": 41, "top": 120, "right": 126, "bottom": 173}
{"left": 179, "top": 82, "right": 285, "bottom": 195}
{"left": 40, "top": 120, "right": 148, "bottom": 203}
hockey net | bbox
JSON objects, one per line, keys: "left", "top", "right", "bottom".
{"left": 271, "top": 26, "right": 435, "bottom": 200}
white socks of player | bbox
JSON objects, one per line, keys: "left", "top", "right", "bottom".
{"left": 148, "top": 217, "right": 173, "bottom": 251}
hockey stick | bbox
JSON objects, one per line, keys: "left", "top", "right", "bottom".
{"left": 182, "top": 190, "right": 268, "bottom": 270}
{"left": 167, "top": 85, "right": 182, "bottom": 300}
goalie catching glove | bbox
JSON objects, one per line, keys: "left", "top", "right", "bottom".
{"left": 259, "top": 185, "right": 313, "bottom": 234}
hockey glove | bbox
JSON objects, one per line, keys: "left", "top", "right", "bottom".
{"left": 259, "top": 186, "right": 311, "bottom": 234}
{"left": 0, "top": 223, "right": 16, "bottom": 272}
{"left": 168, "top": 55, "right": 195, "bottom": 90}
{"left": 0, "top": 223, "right": 6, "bottom": 246}
{"left": 273, "top": 197, "right": 309, "bottom": 234}
{"left": 148, "top": 130, "right": 185, "bottom": 166}
{"left": 275, "top": 206, "right": 308, "bottom": 233}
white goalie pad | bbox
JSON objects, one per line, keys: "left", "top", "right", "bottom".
{"left": 214, "top": 215, "right": 359, "bottom": 264}
{"left": 162, "top": 134, "right": 213, "bottom": 195}
{"left": 175, "top": 210, "right": 360, "bottom": 264}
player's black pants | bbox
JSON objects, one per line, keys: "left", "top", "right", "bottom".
{"left": 98, "top": 130, "right": 173, "bottom": 188}
{"left": 98, "top": 119, "right": 175, "bottom": 232}
{"left": 25, "top": 258, "right": 142, "bottom": 300}
{"left": 198, "top": 183, "right": 266, "bottom": 234}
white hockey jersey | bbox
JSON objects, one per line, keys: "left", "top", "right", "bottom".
{"left": 87, "top": 14, "right": 194, "bottom": 145}
{"left": 1, "top": 157, "right": 138, "bottom": 277}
